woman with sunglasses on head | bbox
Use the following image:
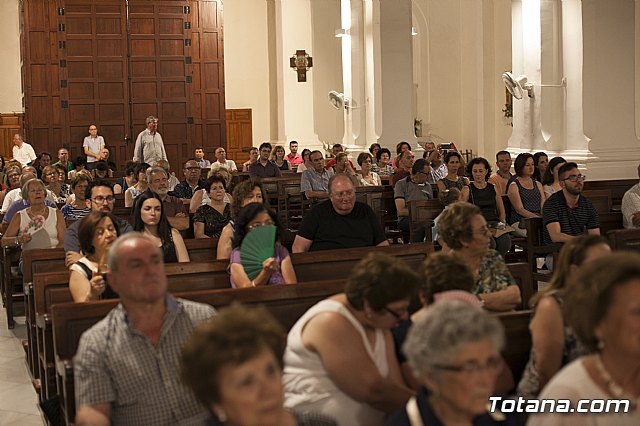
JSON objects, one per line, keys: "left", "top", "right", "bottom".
{"left": 132, "top": 190, "right": 189, "bottom": 263}
{"left": 228, "top": 203, "right": 297, "bottom": 288}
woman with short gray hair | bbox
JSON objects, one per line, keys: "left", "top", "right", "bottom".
{"left": 386, "top": 300, "right": 519, "bottom": 425}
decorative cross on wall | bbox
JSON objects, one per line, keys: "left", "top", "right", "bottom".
{"left": 289, "top": 50, "right": 313, "bottom": 82}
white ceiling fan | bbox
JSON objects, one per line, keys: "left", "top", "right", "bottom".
{"left": 502, "top": 72, "right": 534, "bottom": 99}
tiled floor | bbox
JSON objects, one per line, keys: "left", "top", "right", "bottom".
{"left": 0, "top": 307, "right": 45, "bottom": 425}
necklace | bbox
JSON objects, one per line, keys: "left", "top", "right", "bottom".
{"left": 28, "top": 206, "right": 47, "bottom": 216}
{"left": 594, "top": 355, "right": 639, "bottom": 410}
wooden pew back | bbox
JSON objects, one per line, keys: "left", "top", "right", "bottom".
{"left": 607, "top": 228, "right": 640, "bottom": 252}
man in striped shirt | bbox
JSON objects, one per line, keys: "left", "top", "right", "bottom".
{"left": 542, "top": 162, "right": 600, "bottom": 245}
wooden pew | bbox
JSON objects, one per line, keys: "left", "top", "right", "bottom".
{"left": 506, "top": 262, "right": 535, "bottom": 310}
{"left": 1, "top": 244, "right": 23, "bottom": 329}
{"left": 584, "top": 178, "right": 636, "bottom": 209}
{"left": 496, "top": 309, "right": 533, "bottom": 385}
{"left": 524, "top": 217, "right": 562, "bottom": 284}
{"left": 52, "top": 280, "right": 349, "bottom": 425}
{"left": 607, "top": 228, "right": 640, "bottom": 252}
{"left": 408, "top": 199, "right": 444, "bottom": 243}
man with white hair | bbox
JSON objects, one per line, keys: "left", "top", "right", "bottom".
{"left": 147, "top": 166, "right": 189, "bottom": 231}
{"left": 12, "top": 134, "right": 37, "bottom": 166}
{"left": 133, "top": 115, "right": 167, "bottom": 165}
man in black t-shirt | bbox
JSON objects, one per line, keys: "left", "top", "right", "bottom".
{"left": 292, "top": 174, "right": 388, "bottom": 252}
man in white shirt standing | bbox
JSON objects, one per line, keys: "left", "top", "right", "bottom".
{"left": 132, "top": 116, "right": 167, "bottom": 166}
{"left": 12, "top": 134, "right": 37, "bottom": 166}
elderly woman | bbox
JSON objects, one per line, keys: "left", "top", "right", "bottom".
{"left": 0, "top": 165, "right": 22, "bottom": 207}
{"left": 283, "top": 253, "right": 418, "bottom": 426}
{"left": 517, "top": 235, "right": 611, "bottom": 399}
{"left": 541, "top": 156, "right": 566, "bottom": 197}
{"left": 228, "top": 204, "right": 296, "bottom": 288}
{"left": 528, "top": 253, "right": 640, "bottom": 425}
{"left": 61, "top": 174, "right": 92, "bottom": 220}
{"left": 181, "top": 304, "right": 336, "bottom": 426}
{"left": 438, "top": 202, "right": 521, "bottom": 311}
{"left": 193, "top": 175, "right": 231, "bottom": 239}
{"left": 124, "top": 162, "right": 150, "bottom": 207}
{"left": 42, "top": 165, "right": 70, "bottom": 203}
{"left": 358, "top": 152, "right": 381, "bottom": 186}
{"left": 190, "top": 170, "right": 234, "bottom": 213}
{"left": 387, "top": 300, "right": 518, "bottom": 425}
{"left": 461, "top": 157, "right": 511, "bottom": 257}
{"left": 1, "top": 179, "right": 65, "bottom": 251}
{"left": 507, "top": 153, "right": 545, "bottom": 236}
{"left": 69, "top": 211, "right": 120, "bottom": 302}
{"left": 436, "top": 151, "right": 469, "bottom": 193}
{"left": 217, "top": 180, "right": 267, "bottom": 259}
{"left": 132, "top": 191, "right": 189, "bottom": 263}
{"left": 372, "top": 148, "right": 393, "bottom": 177}
{"left": 296, "top": 149, "right": 312, "bottom": 174}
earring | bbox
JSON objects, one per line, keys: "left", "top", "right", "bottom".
{"left": 597, "top": 339, "right": 605, "bottom": 351}
{"left": 215, "top": 409, "right": 227, "bottom": 422}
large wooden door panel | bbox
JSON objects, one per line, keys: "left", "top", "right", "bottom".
{"left": 60, "top": 0, "right": 129, "bottom": 163}
{"left": 129, "top": 1, "right": 190, "bottom": 164}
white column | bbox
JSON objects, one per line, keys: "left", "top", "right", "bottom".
{"left": 376, "top": 0, "right": 416, "bottom": 146}
{"left": 582, "top": 0, "right": 640, "bottom": 179}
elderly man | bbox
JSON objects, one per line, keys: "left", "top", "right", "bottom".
{"left": 53, "top": 147, "right": 74, "bottom": 173}
{"left": 324, "top": 143, "right": 354, "bottom": 170}
{"left": 488, "top": 151, "right": 513, "bottom": 195}
{"left": 285, "top": 140, "right": 303, "bottom": 166}
{"left": 300, "top": 150, "right": 332, "bottom": 201}
{"left": 64, "top": 180, "right": 134, "bottom": 266}
{"left": 622, "top": 163, "right": 640, "bottom": 228}
{"left": 210, "top": 147, "right": 237, "bottom": 172}
{"left": 394, "top": 159, "right": 434, "bottom": 238}
{"left": 12, "top": 134, "right": 37, "bottom": 166}
{"left": 97, "top": 147, "right": 117, "bottom": 172}
{"left": 147, "top": 166, "right": 189, "bottom": 231}
{"left": 249, "top": 142, "right": 281, "bottom": 178}
{"left": 543, "top": 162, "right": 600, "bottom": 245}
{"left": 170, "top": 159, "right": 206, "bottom": 199}
{"left": 74, "top": 233, "right": 215, "bottom": 426}
{"left": 293, "top": 174, "right": 388, "bottom": 252}
{"left": 155, "top": 159, "right": 180, "bottom": 191}
{"left": 133, "top": 115, "right": 167, "bottom": 165}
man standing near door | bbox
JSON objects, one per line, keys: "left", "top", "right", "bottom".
{"left": 133, "top": 116, "right": 167, "bottom": 166}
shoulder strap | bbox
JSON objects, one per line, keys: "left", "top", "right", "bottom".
{"left": 75, "top": 261, "right": 94, "bottom": 279}
{"left": 406, "top": 397, "right": 424, "bottom": 426}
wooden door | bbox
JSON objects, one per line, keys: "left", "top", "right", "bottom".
{"left": 226, "top": 109, "right": 252, "bottom": 164}
{"left": 128, "top": 0, "right": 191, "bottom": 166}
{"left": 20, "top": 0, "right": 63, "bottom": 153}
{"left": 58, "top": 0, "right": 130, "bottom": 163}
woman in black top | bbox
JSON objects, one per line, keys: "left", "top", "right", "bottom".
{"left": 461, "top": 157, "right": 511, "bottom": 257}
{"left": 133, "top": 191, "right": 189, "bottom": 263}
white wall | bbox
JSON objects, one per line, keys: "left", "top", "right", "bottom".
{"left": 223, "top": 0, "right": 271, "bottom": 146}
{"left": 0, "top": 0, "right": 23, "bottom": 112}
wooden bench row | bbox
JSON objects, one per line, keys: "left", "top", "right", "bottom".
{"left": 49, "top": 280, "right": 533, "bottom": 425}
{"left": 26, "top": 243, "right": 434, "bottom": 401}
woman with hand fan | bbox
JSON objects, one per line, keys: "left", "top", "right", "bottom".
{"left": 228, "top": 203, "right": 297, "bottom": 288}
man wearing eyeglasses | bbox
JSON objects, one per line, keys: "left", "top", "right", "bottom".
{"left": 542, "top": 162, "right": 600, "bottom": 246}
{"left": 64, "top": 180, "right": 134, "bottom": 266}
{"left": 394, "top": 159, "right": 434, "bottom": 241}
{"left": 170, "top": 160, "right": 206, "bottom": 199}
{"left": 293, "top": 174, "right": 388, "bottom": 252}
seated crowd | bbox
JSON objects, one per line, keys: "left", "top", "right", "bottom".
{"left": 3, "top": 133, "right": 640, "bottom": 426}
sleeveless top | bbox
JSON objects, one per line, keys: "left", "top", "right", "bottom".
{"left": 468, "top": 182, "right": 500, "bottom": 224}
{"left": 516, "top": 292, "right": 587, "bottom": 399}
{"left": 439, "top": 176, "right": 466, "bottom": 191}
{"left": 283, "top": 299, "right": 388, "bottom": 426}
{"left": 19, "top": 207, "right": 59, "bottom": 250}
{"left": 509, "top": 178, "right": 541, "bottom": 224}
{"left": 70, "top": 257, "right": 119, "bottom": 300}
{"left": 162, "top": 230, "right": 178, "bottom": 263}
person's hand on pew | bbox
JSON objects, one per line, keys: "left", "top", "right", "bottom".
{"left": 478, "top": 285, "right": 521, "bottom": 312}
{"left": 65, "top": 251, "right": 83, "bottom": 268}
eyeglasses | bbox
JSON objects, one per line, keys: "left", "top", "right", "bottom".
{"left": 91, "top": 196, "right": 115, "bottom": 204}
{"left": 473, "top": 226, "right": 491, "bottom": 235}
{"left": 382, "top": 306, "right": 406, "bottom": 320}
{"left": 248, "top": 220, "right": 274, "bottom": 231}
{"left": 563, "top": 174, "right": 586, "bottom": 182}
{"left": 434, "top": 356, "right": 503, "bottom": 375}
